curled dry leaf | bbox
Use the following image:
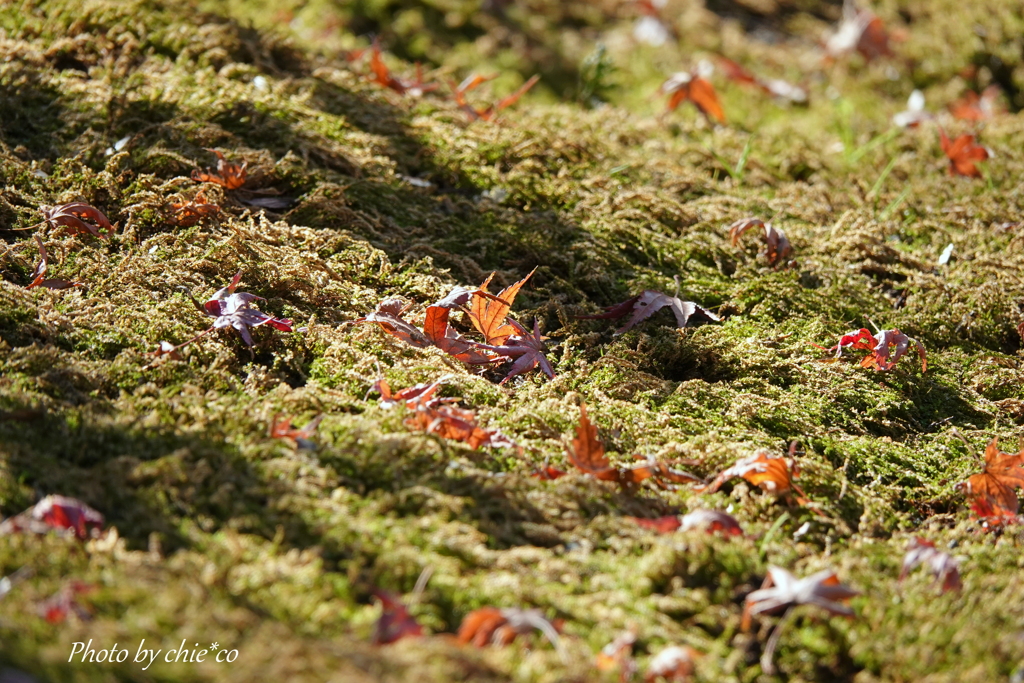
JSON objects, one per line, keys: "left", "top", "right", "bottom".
{"left": 899, "top": 537, "right": 961, "bottom": 593}
{"left": 727, "top": 217, "right": 793, "bottom": 267}
{"left": 939, "top": 128, "right": 991, "bottom": 178}
{"left": 368, "top": 38, "right": 437, "bottom": 97}
{"left": 0, "top": 495, "right": 104, "bottom": 540}
{"left": 374, "top": 377, "right": 452, "bottom": 409}
{"left": 271, "top": 414, "right": 323, "bottom": 449}
{"left": 39, "top": 581, "right": 95, "bottom": 624}
{"left": 645, "top": 645, "right": 700, "bottom": 682}
{"left": 532, "top": 465, "right": 568, "bottom": 480}
{"left": 41, "top": 202, "right": 114, "bottom": 239}
{"left": 170, "top": 192, "right": 221, "bottom": 226}
{"left": 26, "top": 235, "right": 83, "bottom": 290}
{"left": 660, "top": 69, "right": 725, "bottom": 123}
{"left": 451, "top": 73, "right": 540, "bottom": 122}
{"left": 457, "top": 606, "right": 563, "bottom": 655}
{"left": 821, "top": 328, "right": 926, "bottom": 372}
{"left": 371, "top": 590, "right": 423, "bottom": 644}
{"left": 949, "top": 85, "right": 1002, "bottom": 122}
{"left": 355, "top": 298, "right": 433, "bottom": 349}
{"left": 191, "top": 149, "right": 247, "bottom": 190}
{"left": 699, "top": 449, "right": 810, "bottom": 505}
{"left": 596, "top": 628, "right": 638, "bottom": 681}
{"left": 824, "top": 0, "right": 895, "bottom": 62}
{"left": 578, "top": 289, "right": 720, "bottom": 335}
{"left": 566, "top": 404, "right": 703, "bottom": 488}
{"left": 955, "top": 438, "right": 1024, "bottom": 528}
{"left": 378, "top": 379, "right": 514, "bottom": 450}
{"left": 742, "top": 566, "right": 858, "bottom": 631}
{"left": 633, "top": 509, "right": 743, "bottom": 536}
{"left": 716, "top": 56, "right": 807, "bottom": 104}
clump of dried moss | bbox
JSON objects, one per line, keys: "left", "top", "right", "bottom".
{"left": 2, "top": 0, "right": 1024, "bottom": 681}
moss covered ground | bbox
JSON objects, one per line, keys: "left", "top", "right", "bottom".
{"left": 2, "top": 0, "right": 1024, "bottom": 680}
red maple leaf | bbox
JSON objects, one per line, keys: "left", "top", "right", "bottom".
{"left": 578, "top": 289, "right": 719, "bottom": 335}
{"left": 371, "top": 590, "right": 423, "bottom": 644}
{"left": 939, "top": 128, "right": 991, "bottom": 178}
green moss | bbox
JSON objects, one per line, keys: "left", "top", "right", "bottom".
{"left": 2, "top": 0, "right": 1024, "bottom": 680}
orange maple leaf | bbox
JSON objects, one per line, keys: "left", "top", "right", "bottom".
{"left": 939, "top": 128, "right": 991, "bottom": 178}
{"left": 957, "top": 438, "right": 1024, "bottom": 523}
{"left": 468, "top": 268, "right": 535, "bottom": 345}
{"left": 699, "top": 448, "right": 812, "bottom": 507}
{"left": 661, "top": 71, "right": 725, "bottom": 123}
{"left": 191, "top": 149, "right": 247, "bottom": 190}
{"left": 566, "top": 405, "right": 702, "bottom": 487}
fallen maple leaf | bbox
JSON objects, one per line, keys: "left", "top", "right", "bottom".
{"left": 170, "top": 192, "right": 221, "bottom": 226}
{"left": 190, "top": 271, "right": 293, "bottom": 347}
{"left": 699, "top": 449, "right": 809, "bottom": 506}
{"left": 39, "top": 581, "right": 95, "bottom": 624}
{"left": 955, "top": 438, "right": 1024, "bottom": 525}
{"left": 939, "top": 128, "right": 991, "bottom": 178}
{"left": 191, "top": 149, "right": 247, "bottom": 190}
{"left": 468, "top": 268, "right": 535, "bottom": 345}
{"left": 531, "top": 464, "right": 568, "bottom": 480}
{"left": 475, "top": 317, "right": 556, "bottom": 385}
{"left": 578, "top": 289, "right": 720, "bottom": 335}
{"left": 727, "top": 217, "right": 793, "bottom": 267}
{"left": 716, "top": 56, "right": 807, "bottom": 104}
{"left": 633, "top": 510, "right": 743, "bottom": 535}
{"left": 566, "top": 403, "right": 618, "bottom": 482}
{"left": 969, "top": 496, "right": 1021, "bottom": 530}
{"left": 271, "top": 414, "right": 323, "bottom": 449}
{"left": 404, "top": 400, "right": 514, "bottom": 450}
{"left": 379, "top": 379, "right": 514, "bottom": 449}
{"left": 949, "top": 85, "right": 1002, "bottom": 122}
{"left": 356, "top": 298, "right": 433, "bottom": 349}
{"left": 660, "top": 68, "right": 725, "bottom": 123}
{"left": 451, "top": 73, "right": 540, "bottom": 122}
{"left": 41, "top": 202, "right": 114, "bottom": 239}
{"left": 566, "top": 404, "right": 702, "bottom": 488}
{"left": 742, "top": 566, "right": 858, "bottom": 674}
{"left": 820, "top": 328, "right": 926, "bottom": 372}
{"left": 368, "top": 39, "right": 437, "bottom": 97}
{"left": 824, "top": 0, "right": 895, "bottom": 62}
{"left": 0, "top": 495, "right": 104, "bottom": 540}
{"left": 422, "top": 288, "right": 503, "bottom": 365}
{"left": 645, "top": 645, "right": 700, "bottom": 682}
{"left": 899, "top": 537, "right": 961, "bottom": 593}
{"left": 373, "top": 377, "right": 456, "bottom": 410}
{"left": 372, "top": 590, "right": 423, "bottom": 644}
{"left": 743, "top": 566, "right": 858, "bottom": 626}
{"left": 596, "top": 628, "right": 638, "bottom": 681}
{"left": 26, "top": 235, "right": 84, "bottom": 290}
{"left": 457, "top": 607, "right": 563, "bottom": 654}
{"left": 633, "top": 515, "right": 682, "bottom": 533}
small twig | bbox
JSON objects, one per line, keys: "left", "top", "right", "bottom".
{"left": 176, "top": 326, "right": 216, "bottom": 350}
{"left": 948, "top": 427, "right": 971, "bottom": 449}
